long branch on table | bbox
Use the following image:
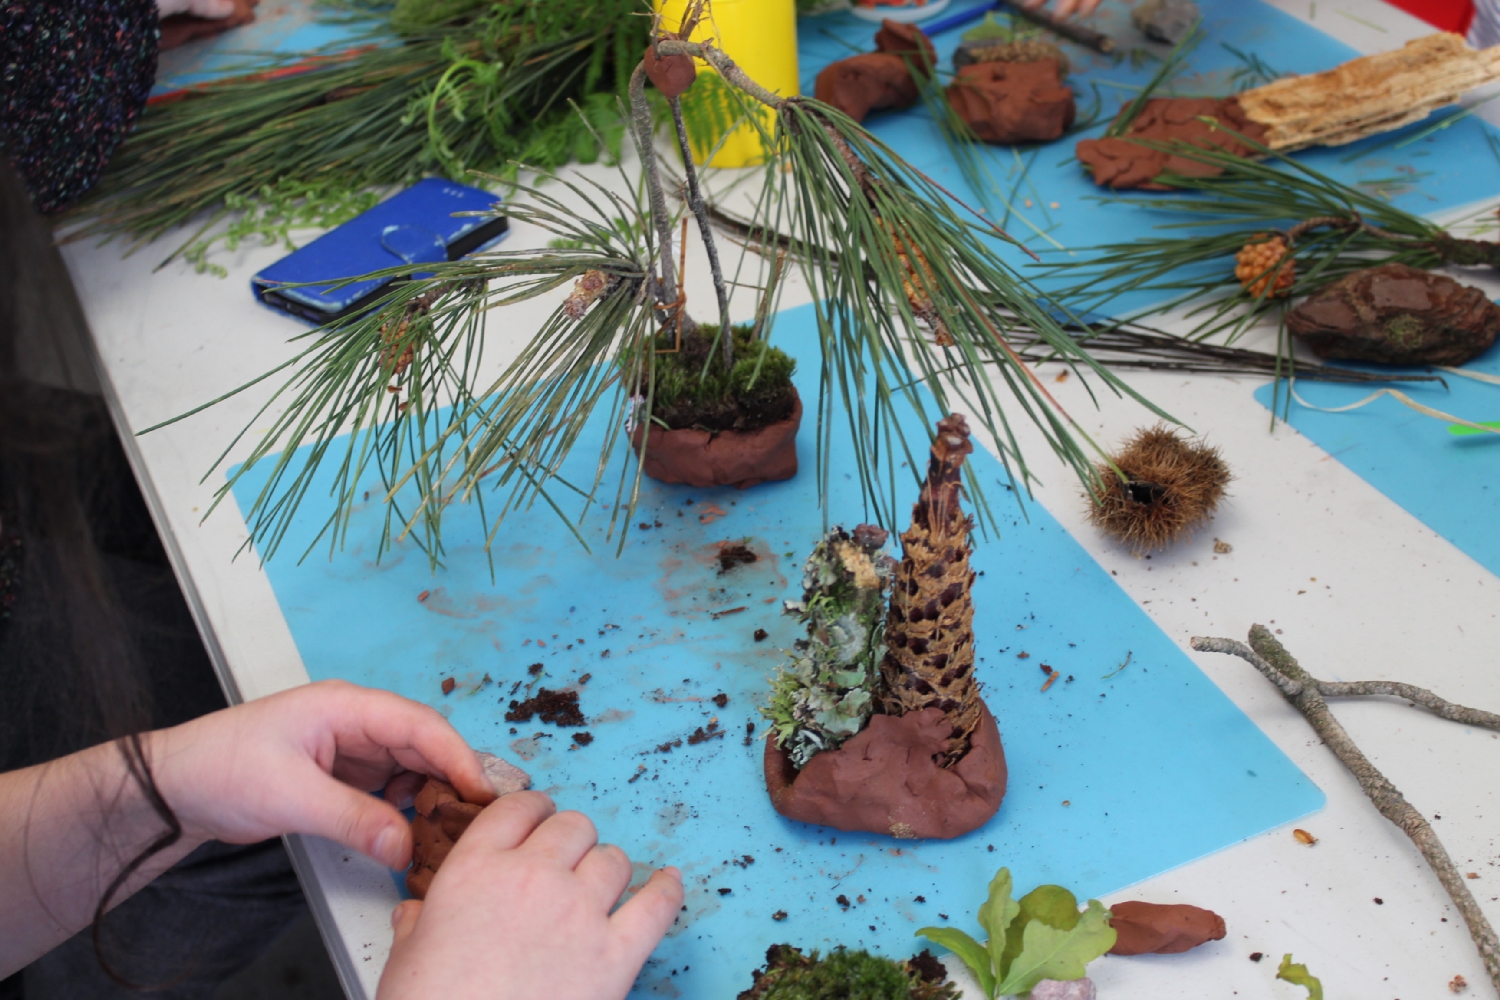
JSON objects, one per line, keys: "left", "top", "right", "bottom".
{"left": 1192, "top": 627, "right": 1500, "bottom": 993}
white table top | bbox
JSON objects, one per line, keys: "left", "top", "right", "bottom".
{"left": 60, "top": 2, "right": 1500, "bottom": 996}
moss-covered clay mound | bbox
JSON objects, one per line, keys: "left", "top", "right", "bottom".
{"left": 652, "top": 324, "right": 797, "bottom": 434}
{"left": 738, "top": 944, "right": 959, "bottom": 1000}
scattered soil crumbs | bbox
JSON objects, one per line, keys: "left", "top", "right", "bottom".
{"left": 572, "top": 732, "right": 594, "bottom": 747}
{"left": 1249, "top": 952, "right": 1263, "bottom": 962}
{"left": 527, "top": 663, "right": 544, "bottom": 676}
{"left": 732, "top": 855, "right": 756, "bottom": 868}
{"left": 628, "top": 765, "right": 647, "bottom": 783}
{"left": 836, "top": 894, "right": 851, "bottom": 910}
{"left": 744, "top": 722, "right": 756, "bottom": 745}
{"left": 506, "top": 688, "right": 585, "bottom": 726}
{"left": 718, "top": 542, "right": 759, "bottom": 574}
{"left": 441, "top": 677, "right": 456, "bottom": 695}
{"left": 914, "top": 895, "right": 925, "bottom": 903}
{"left": 719, "top": 887, "right": 733, "bottom": 895}
{"left": 655, "top": 739, "right": 684, "bottom": 754}
{"left": 688, "top": 722, "right": 724, "bottom": 744}
{"left": 713, "top": 692, "right": 729, "bottom": 708}
{"left": 754, "top": 628, "right": 769, "bottom": 642}
{"left": 578, "top": 673, "right": 592, "bottom": 685}
{"left": 772, "top": 910, "right": 788, "bottom": 921}
{"left": 908, "top": 951, "right": 947, "bottom": 985}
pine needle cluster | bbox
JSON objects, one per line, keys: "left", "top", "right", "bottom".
{"left": 1087, "top": 424, "right": 1230, "bottom": 553}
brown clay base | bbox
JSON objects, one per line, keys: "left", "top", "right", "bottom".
{"left": 632, "top": 393, "right": 802, "bottom": 489}
{"left": 764, "top": 702, "right": 1007, "bottom": 840}
{"left": 815, "top": 53, "right": 921, "bottom": 123}
{"left": 946, "top": 59, "right": 1075, "bottom": 145}
{"left": 405, "top": 777, "right": 483, "bottom": 900}
{"left": 1288, "top": 262, "right": 1500, "bottom": 366}
{"left": 1107, "top": 901, "right": 1227, "bottom": 955}
{"left": 1075, "top": 97, "right": 1268, "bottom": 190}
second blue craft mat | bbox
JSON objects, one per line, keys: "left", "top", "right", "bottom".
{"left": 1255, "top": 341, "right": 1500, "bottom": 578}
{"left": 232, "top": 303, "right": 1323, "bottom": 998}
{"left": 802, "top": 0, "right": 1500, "bottom": 315}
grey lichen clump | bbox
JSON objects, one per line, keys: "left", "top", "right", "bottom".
{"left": 764, "top": 524, "right": 896, "bottom": 768}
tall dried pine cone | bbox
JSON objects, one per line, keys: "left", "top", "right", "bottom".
{"left": 1234, "top": 236, "right": 1294, "bottom": 298}
{"left": 880, "top": 414, "right": 981, "bottom": 765}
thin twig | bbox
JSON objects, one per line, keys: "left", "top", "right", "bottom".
{"left": 654, "top": 39, "right": 788, "bottom": 110}
{"left": 628, "top": 63, "right": 680, "bottom": 326}
{"left": 667, "top": 95, "right": 733, "bottom": 367}
{"left": 1191, "top": 627, "right": 1500, "bottom": 994}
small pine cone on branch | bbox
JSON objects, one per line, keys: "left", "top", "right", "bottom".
{"left": 1234, "top": 235, "right": 1295, "bottom": 299}
{"left": 563, "top": 269, "right": 619, "bottom": 320}
{"left": 880, "top": 414, "right": 982, "bottom": 765}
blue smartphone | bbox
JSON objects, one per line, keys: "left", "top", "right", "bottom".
{"left": 251, "top": 178, "right": 509, "bottom": 324}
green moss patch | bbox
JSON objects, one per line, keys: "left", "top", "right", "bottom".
{"left": 738, "top": 944, "right": 959, "bottom": 1000}
{"left": 651, "top": 324, "right": 797, "bottom": 434}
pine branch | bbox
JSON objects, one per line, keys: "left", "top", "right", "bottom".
{"left": 1191, "top": 627, "right": 1500, "bottom": 994}
{"left": 667, "top": 94, "right": 734, "bottom": 368}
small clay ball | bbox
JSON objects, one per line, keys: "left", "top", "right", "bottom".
{"left": 1288, "top": 262, "right": 1500, "bottom": 366}
{"left": 815, "top": 52, "right": 920, "bottom": 122}
{"left": 945, "top": 59, "right": 1075, "bottom": 145}
{"left": 1108, "top": 900, "right": 1227, "bottom": 955}
{"left": 644, "top": 41, "right": 696, "bottom": 99}
{"left": 873, "top": 19, "right": 937, "bottom": 77}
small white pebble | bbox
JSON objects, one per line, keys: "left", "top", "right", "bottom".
{"left": 1031, "top": 978, "right": 1096, "bottom": 1000}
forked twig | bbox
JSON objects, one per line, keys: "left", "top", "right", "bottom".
{"left": 1192, "top": 626, "right": 1500, "bottom": 995}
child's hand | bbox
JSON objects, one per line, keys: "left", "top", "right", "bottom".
{"left": 150, "top": 679, "right": 494, "bottom": 870}
{"left": 1021, "top": 0, "right": 1102, "bottom": 20}
{"left": 378, "top": 792, "right": 684, "bottom": 1000}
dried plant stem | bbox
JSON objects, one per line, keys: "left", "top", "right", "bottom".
{"left": 667, "top": 94, "right": 733, "bottom": 367}
{"left": 628, "top": 64, "right": 680, "bottom": 321}
{"left": 1191, "top": 626, "right": 1500, "bottom": 994}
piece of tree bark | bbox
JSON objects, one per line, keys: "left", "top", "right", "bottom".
{"left": 1191, "top": 626, "right": 1500, "bottom": 994}
{"left": 880, "top": 415, "right": 982, "bottom": 765}
{"left": 1238, "top": 33, "right": 1500, "bottom": 151}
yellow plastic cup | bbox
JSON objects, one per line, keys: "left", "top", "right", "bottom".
{"left": 654, "top": 0, "right": 800, "bottom": 167}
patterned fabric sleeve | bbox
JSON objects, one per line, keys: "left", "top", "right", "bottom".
{"left": 0, "top": 0, "right": 159, "bottom": 213}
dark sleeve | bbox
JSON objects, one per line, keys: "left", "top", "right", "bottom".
{"left": 0, "top": 0, "right": 159, "bottom": 213}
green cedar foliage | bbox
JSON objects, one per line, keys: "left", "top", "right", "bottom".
{"left": 738, "top": 944, "right": 960, "bottom": 1000}
{"left": 916, "top": 868, "right": 1116, "bottom": 998}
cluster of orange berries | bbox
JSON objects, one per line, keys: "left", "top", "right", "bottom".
{"left": 1234, "top": 235, "right": 1296, "bottom": 298}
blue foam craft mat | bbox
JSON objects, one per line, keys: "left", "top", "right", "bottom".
{"left": 800, "top": 0, "right": 1500, "bottom": 319}
{"left": 1254, "top": 341, "right": 1500, "bottom": 578}
{"left": 232, "top": 303, "right": 1323, "bottom": 998}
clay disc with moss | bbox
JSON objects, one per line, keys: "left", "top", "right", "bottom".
{"left": 739, "top": 944, "right": 958, "bottom": 1000}
{"left": 1287, "top": 262, "right": 1500, "bottom": 366}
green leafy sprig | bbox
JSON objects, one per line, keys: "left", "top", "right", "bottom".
{"left": 917, "top": 868, "right": 1116, "bottom": 998}
{"left": 1276, "top": 954, "right": 1325, "bottom": 1000}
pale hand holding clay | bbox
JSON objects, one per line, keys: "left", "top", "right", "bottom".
{"left": 150, "top": 679, "right": 495, "bottom": 871}
{"left": 1023, "top": 0, "right": 1102, "bottom": 21}
{"left": 379, "top": 792, "right": 684, "bottom": 1000}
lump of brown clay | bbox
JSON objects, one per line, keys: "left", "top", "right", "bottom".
{"left": 1288, "top": 262, "right": 1500, "bottom": 366}
{"left": 1108, "top": 900, "right": 1226, "bottom": 955}
{"left": 815, "top": 53, "right": 920, "bottom": 123}
{"left": 946, "top": 59, "right": 1075, "bottom": 145}
{"left": 764, "top": 703, "right": 1007, "bottom": 840}
{"left": 644, "top": 41, "right": 697, "bottom": 100}
{"left": 632, "top": 392, "right": 801, "bottom": 489}
{"left": 406, "top": 777, "right": 484, "bottom": 900}
{"left": 874, "top": 19, "right": 937, "bottom": 78}
{"left": 1075, "top": 97, "right": 1268, "bottom": 190}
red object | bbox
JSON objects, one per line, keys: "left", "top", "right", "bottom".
{"left": 1380, "top": 0, "right": 1474, "bottom": 33}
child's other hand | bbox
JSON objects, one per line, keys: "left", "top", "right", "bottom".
{"left": 151, "top": 679, "right": 494, "bottom": 870}
{"left": 1021, "top": 0, "right": 1102, "bottom": 20}
{"left": 378, "top": 792, "right": 684, "bottom": 1000}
